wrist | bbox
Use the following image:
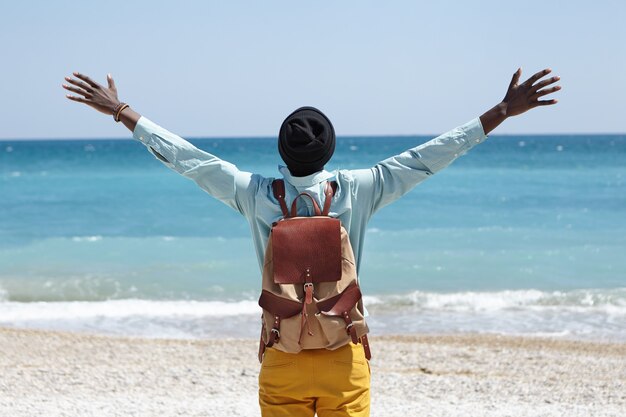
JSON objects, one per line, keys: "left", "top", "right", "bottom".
{"left": 113, "top": 102, "right": 129, "bottom": 122}
{"left": 479, "top": 103, "right": 509, "bottom": 135}
{"left": 495, "top": 102, "right": 509, "bottom": 118}
{"left": 109, "top": 101, "right": 122, "bottom": 115}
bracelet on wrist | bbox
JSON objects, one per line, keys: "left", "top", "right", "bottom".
{"left": 112, "top": 102, "right": 125, "bottom": 117}
{"left": 113, "top": 102, "right": 130, "bottom": 122}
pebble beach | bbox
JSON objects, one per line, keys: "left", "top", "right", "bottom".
{"left": 1, "top": 327, "right": 624, "bottom": 416}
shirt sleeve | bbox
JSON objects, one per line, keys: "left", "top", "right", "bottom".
{"left": 350, "top": 117, "right": 487, "bottom": 217}
{"left": 132, "top": 116, "right": 261, "bottom": 216}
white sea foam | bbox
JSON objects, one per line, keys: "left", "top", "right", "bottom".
{"left": 363, "top": 288, "right": 626, "bottom": 318}
{"left": 0, "top": 288, "right": 625, "bottom": 341}
{"left": 362, "top": 288, "right": 626, "bottom": 342}
{"left": 0, "top": 299, "right": 260, "bottom": 322}
{"left": 2, "top": 289, "right": 624, "bottom": 318}
{"left": 0, "top": 299, "right": 261, "bottom": 339}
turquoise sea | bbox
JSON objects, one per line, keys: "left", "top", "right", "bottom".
{"left": 1, "top": 132, "right": 625, "bottom": 341}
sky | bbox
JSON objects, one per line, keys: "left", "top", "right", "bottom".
{"left": 1, "top": 0, "right": 624, "bottom": 139}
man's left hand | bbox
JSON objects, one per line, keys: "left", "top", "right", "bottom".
{"left": 479, "top": 67, "right": 561, "bottom": 134}
{"left": 502, "top": 68, "right": 561, "bottom": 117}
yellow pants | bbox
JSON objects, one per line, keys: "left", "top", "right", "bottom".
{"left": 259, "top": 342, "right": 371, "bottom": 417}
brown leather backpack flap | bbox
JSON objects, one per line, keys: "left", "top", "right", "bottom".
{"left": 272, "top": 217, "right": 342, "bottom": 284}
{"left": 316, "top": 283, "right": 362, "bottom": 315}
{"left": 258, "top": 290, "right": 303, "bottom": 318}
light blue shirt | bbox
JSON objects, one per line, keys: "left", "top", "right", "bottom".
{"left": 133, "top": 117, "right": 487, "bottom": 275}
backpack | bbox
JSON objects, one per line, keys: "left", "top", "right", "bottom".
{"left": 257, "top": 179, "right": 371, "bottom": 363}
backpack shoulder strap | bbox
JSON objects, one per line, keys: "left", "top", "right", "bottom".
{"left": 322, "top": 180, "right": 338, "bottom": 216}
{"left": 272, "top": 179, "right": 289, "bottom": 218}
{"left": 274, "top": 178, "right": 337, "bottom": 217}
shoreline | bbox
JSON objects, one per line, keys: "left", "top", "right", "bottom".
{"left": 2, "top": 323, "right": 626, "bottom": 346}
{"left": 1, "top": 327, "right": 624, "bottom": 416}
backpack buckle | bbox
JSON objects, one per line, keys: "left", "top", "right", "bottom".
{"left": 303, "top": 283, "right": 314, "bottom": 304}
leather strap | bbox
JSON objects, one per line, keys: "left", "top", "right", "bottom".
{"left": 342, "top": 311, "right": 359, "bottom": 344}
{"left": 360, "top": 334, "right": 372, "bottom": 360}
{"left": 321, "top": 181, "right": 335, "bottom": 216}
{"left": 272, "top": 180, "right": 289, "bottom": 218}
{"left": 316, "top": 283, "right": 362, "bottom": 315}
{"left": 290, "top": 193, "right": 322, "bottom": 217}
{"left": 267, "top": 315, "right": 281, "bottom": 347}
{"left": 259, "top": 290, "right": 303, "bottom": 318}
{"left": 298, "top": 303, "right": 314, "bottom": 345}
{"left": 272, "top": 179, "right": 338, "bottom": 218}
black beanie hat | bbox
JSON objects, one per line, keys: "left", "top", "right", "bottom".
{"left": 278, "top": 106, "right": 336, "bottom": 176}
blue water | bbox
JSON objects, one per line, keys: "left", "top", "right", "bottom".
{"left": 1, "top": 134, "right": 625, "bottom": 341}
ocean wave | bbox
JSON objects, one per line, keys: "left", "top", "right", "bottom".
{"left": 1, "top": 289, "right": 625, "bottom": 341}
{"left": 0, "top": 299, "right": 261, "bottom": 339}
{"left": 1, "top": 288, "right": 624, "bottom": 314}
{"left": 363, "top": 288, "right": 626, "bottom": 315}
{"left": 0, "top": 299, "right": 260, "bottom": 322}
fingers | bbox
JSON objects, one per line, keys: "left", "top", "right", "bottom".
{"left": 62, "top": 83, "right": 92, "bottom": 98}
{"left": 530, "top": 99, "right": 558, "bottom": 108}
{"left": 530, "top": 76, "right": 561, "bottom": 93}
{"left": 72, "top": 72, "right": 100, "bottom": 89}
{"left": 107, "top": 73, "right": 116, "bottom": 90}
{"left": 65, "top": 75, "right": 93, "bottom": 92}
{"left": 530, "top": 85, "right": 561, "bottom": 101}
{"left": 523, "top": 68, "right": 552, "bottom": 87}
{"left": 509, "top": 67, "right": 522, "bottom": 89}
{"left": 65, "top": 94, "right": 90, "bottom": 104}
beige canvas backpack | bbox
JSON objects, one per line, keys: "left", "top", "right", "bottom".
{"left": 257, "top": 179, "right": 371, "bottom": 362}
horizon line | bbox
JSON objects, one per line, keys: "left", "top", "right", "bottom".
{"left": 1, "top": 131, "right": 625, "bottom": 142}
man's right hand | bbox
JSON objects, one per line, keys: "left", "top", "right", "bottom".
{"left": 63, "top": 72, "right": 121, "bottom": 116}
{"left": 63, "top": 72, "right": 141, "bottom": 132}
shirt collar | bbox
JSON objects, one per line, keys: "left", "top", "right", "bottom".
{"left": 278, "top": 165, "right": 335, "bottom": 187}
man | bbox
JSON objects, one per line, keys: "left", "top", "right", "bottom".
{"left": 63, "top": 68, "right": 560, "bottom": 417}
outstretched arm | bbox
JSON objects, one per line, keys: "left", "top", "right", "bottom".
{"left": 62, "top": 72, "right": 261, "bottom": 216}
{"left": 351, "top": 67, "right": 561, "bottom": 216}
